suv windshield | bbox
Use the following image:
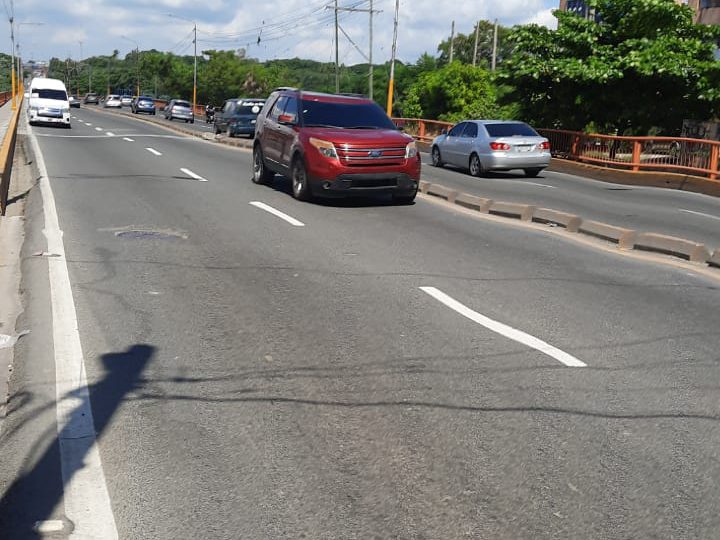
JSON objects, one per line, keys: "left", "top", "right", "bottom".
{"left": 37, "top": 89, "right": 67, "bottom": 100}
{"left": 301, "top": 100, "right": 395, "bottom": 129}
{"left": 236, "top": 102, "right": 264, "bottom": 115}
{"left": 485, "top": 123, "right": 538, "bottom": 137}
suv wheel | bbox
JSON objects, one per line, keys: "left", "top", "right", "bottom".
{"left": 291, "top": 157, "right": 312, "bottom": 201}
{"left": 393, "top": 192, "right": 417, "bottom": 205}
{"left": 252, "top": 146, "right": 274, "bottom": 185}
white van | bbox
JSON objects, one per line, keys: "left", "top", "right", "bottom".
{"left": 28, "top": 77, "right": 71, "bottom": 128}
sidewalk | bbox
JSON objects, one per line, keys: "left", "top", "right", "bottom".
{"left": 0, "top": 100, "right": 29, "bottom": 421}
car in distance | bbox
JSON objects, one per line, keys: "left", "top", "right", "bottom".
{"left": 253, "top": 89, "right": 421, "bottom": 203}
{"left": 214, "top": 98, "right": 265, "bottom": 137}
{"left": 120, "top": 95, "right": 133, "bottom": 107}
{"left": 68, "top": 94, "right": 81, "bottom": 108}
{"left": 431, "top": 120, "right": 551, "bottom": 178}
{"left": 164, "top": 99, "right": 194, "bottom": 123}
{"left": 104, "top": 94, "right": 122, "bottom": 108}
{"left": 84, "top": 92, "right": 99, "bottom": 104}
{"left": 131, "top": 96, "right": 156, "bottom": 115}
{"left": 27, "top": 77, "right": 71, "bottom": 128}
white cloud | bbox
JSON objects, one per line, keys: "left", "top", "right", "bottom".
{"left": 6, "top": 0, "right": 558, "bottom": 63}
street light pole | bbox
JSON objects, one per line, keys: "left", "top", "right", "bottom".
{"left": 168, "top": 14, "right": 198, "bottom": 117}
{"left": 386, "top": 0, "right": 399, "bottom": 116}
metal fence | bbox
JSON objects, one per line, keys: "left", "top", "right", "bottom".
{"left": 537, "top": 129, "right": 720, "bottom": 180}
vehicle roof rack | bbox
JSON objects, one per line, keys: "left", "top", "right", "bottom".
{"left": 273, "top": 86, "right": 298, "bottom": 92}
{"left": 335, "top": 92, "right": 367, "bottom": 98}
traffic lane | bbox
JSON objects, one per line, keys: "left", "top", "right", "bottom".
{"left": 40, "top": 118, "right": 720, "bottom": 540}
{"left": 91, "top": 103, "right": 218, "bottom": 136}
{"left": 420, "top": 154, "right": 720, "bottom": 251}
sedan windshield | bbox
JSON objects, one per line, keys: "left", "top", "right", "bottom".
{"left": 301, "top": 100, "right": 395, "bottom": 129}
{"left": 485, "top": 123, "right": 539, "bottom": 137}
{"left": 175, "top": 101, "right": 191, "bottom": 108}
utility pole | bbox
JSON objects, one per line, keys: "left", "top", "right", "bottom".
{"left": 78, "top": 41, "right": 83, "bottom": 96}
{"left": 107, "top": 56, "right": 111, "bottom": 96}
{"left": 386, "top": 0, "right": 399, "bottom": 117}
{"left": 334, "top": 0, "right": 339, "bottom": 93}
{"left": 449, "top": 20, "right": 455, "bottom": 64}
{"left": 369, "top": 0, "right": 373, "bottom": 99}
{"left": 491, "top": 19, "right": 498, "bottom": 72}
{"left": 327, "top": 1, "right": 381, "bottom": 97}
{"left": 193, "top": 22, "right": 197, "bottom": 117}
{"left": 9, "top": 11, "right": 16, "bottom": 110}
{"left": 473, "top": 21, "right": 480, "bottom": 67}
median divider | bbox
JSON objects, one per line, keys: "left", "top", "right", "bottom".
{"left": 489, "top": 201, "right": 535, "bottom": 221}
{"left": 578, "top": 220, "right": 637, "bottom": 250}
{"left": 633, "top": 233, "right": 710, "bottom": 263}
{"left": 419, "top": 180, "right": 719, "bottom": 272}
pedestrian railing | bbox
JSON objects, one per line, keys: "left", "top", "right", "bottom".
{"left": 0, "top": 96, "right": 22, "bottom": 215}
{"left": 537, "top": 129, "right": 720, "bottom": 180}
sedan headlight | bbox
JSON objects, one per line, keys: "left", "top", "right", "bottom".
{"left": 309, "top": 137, "right": 338, "bottom": 159}
{"left": 405, "top": 141, "right": 418, "bottom": 158}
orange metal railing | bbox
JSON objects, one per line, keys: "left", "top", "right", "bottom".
{"left": 536, "top": 129, "right": 720, "bottom": 180}
{"left": 392, "top": 117, "right": 453, "bottom": 143}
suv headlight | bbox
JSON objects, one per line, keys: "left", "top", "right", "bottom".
{"left": 405, "top": 141, "right": 418, "bottom": 158}
{"left": 309, "top": 137, "right": 338, "bottom": 159}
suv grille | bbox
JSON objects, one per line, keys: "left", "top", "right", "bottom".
{"left": 336, "top": 145, "right": 406, "bottom": 166}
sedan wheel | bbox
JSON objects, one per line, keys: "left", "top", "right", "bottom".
{"left": 469, "top": 154, "right": 483, "bottom": 177}
{"left": 431, "top": 146, "right": 443, "bottom": 167}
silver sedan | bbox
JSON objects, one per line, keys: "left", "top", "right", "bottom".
{"left": 431, "top": 120, "right": 551, "bottom": 177}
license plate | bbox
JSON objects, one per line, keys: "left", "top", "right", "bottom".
{"left": 516, "top": 145, "right": 532, "bottom": 152}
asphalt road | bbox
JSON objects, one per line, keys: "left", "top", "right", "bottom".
{"left": 1, "top": 107, "right": 719, "bottom": 539}
{"left": 87, "top": 102, "right": 720, "bottom": 251}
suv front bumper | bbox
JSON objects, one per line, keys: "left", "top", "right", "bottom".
{"left": 310, "top": 172, "right": 418, "bottom": 197}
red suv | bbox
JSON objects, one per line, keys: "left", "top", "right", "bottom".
{"left": 252, "top": 89, "right": 421, "bottom": 204}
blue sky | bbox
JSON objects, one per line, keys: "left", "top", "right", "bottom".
{"left": 2, "top": 0, "right": 558, "bottom": 64}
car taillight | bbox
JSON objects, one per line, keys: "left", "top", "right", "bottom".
{"left": 539, "top": 141, "right": 550, "bottom": 150}
{"left": 490, "top": 142, "right": 510, "bottom": 151}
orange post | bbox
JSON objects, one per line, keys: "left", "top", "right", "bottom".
{"left": 710, "top": 145, "right": 719, "bottom": 180}
{"left": 419, "top": 121, "right": 426, "bottom": 141}
{"left": 631, "top": 140, "right": 642, "bottom": 172}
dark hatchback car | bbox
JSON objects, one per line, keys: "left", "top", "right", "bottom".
{"left": 83, "top": 92, "right": 99, "bottom": 105}
{"left": 131, "top": 96, "right": 156, "bottom": 115}
{"left": 214, "top": 98, "right": 265, "bottom": 137}
{"left": 253, "top": 89, "right": 421, "bottom": 203}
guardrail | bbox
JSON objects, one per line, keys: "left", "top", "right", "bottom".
{"left": 537, "top": 129, "right": 720, "bottom": 180}
{"left": 392, "top": 117, "right": 453, "bottom": 143}
{"left": 0, "top": 91, "right": 13, "bottom": 108}
{"left": 0, "top": 95, "right": 22, "bottom": 215}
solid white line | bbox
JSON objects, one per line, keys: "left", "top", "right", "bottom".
{"left": 106, "top": 132, "right": 115, "bottom": 137}
{"left": 249, "top": 201, "right": 305, "bottom": 227}
{"left": 679, "top": 208, "right": 720, "bottom": 222}
{"left": 85, "top": 123, "right": 92, "bottom": 126}
{"left": 419, "top": 286, "right": 586, "bottom": 367}
{"left": 180, "top": 167, "right": 208, "bottom": 182}
{"left": 94, "top": 127, "right": 102, "bottom": 132}
{"left": 146, "top": 147, "right": 162, "bottom": 156}
{"left": 123, "top": 137, "right": 134, "bottom": 142}
{"left": 28, "top": 126, "right": 119, "bottom": 537}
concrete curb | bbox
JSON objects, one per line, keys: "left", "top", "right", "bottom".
{"left": 634, "top": 233, "right": 710, "bottom": 263}
{"left": 578, "top": 220, "right": 637, "bottom": 250}
{"left": 420, "top": 180, "right": 719, "bottom": 271}
{"left": 489, "top": 201, "right": 535, "bottom": 221}
{"left": 532, "top": 208, "right": 582, "bottom": 232}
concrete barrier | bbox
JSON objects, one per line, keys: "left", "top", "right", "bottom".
{"left": 532, "top": 208, "right": 582, "bottom": 232}
{"left": 578, "top": 220, "right": 637, "bottom": 250}
{"left": 427, "top": 184, "right": 458, "bottom": 203}
{"left": 455, "top": 193, "right": 493, "bottom": 213}
{"left": 709, "top": 250, "right": 720, "bottom": 268}
{"left": 419, "top": 180, "right": 430, "bottom": 194}
{"left": 634, "top": 232, "right": 710, "bottom": 263}
{"left": 489, "top": 201, "right": 535, "bottom": 221}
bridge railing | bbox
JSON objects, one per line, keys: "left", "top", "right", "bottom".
{"left": 392, "top": 118, "right": 453, "bottom": 143}
{"left": 0, "top": 95, "right": 23, "bottom": 215}
{"left": 537, "top": 129, "right": 720, "bottom": 180}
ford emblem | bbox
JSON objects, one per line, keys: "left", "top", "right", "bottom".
{"left": 368, "top": 150, "right": 383, "bottom": 157}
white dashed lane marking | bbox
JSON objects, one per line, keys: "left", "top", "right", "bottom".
{"left": 180, "top": 168, "right": 208, "bottom": 182}
{"left": 249, "top": 201, "right": 305, "bottom": 227}
{"left": 145, "top": 148, "right": 162, "bottom": 156}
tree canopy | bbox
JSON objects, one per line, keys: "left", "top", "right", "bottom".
{"left": 500, "top": 0, "right": 720, "bottom": 134}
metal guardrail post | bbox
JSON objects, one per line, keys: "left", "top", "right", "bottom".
{"left": 0, "top": 96, "right": 22, "bottom": 216}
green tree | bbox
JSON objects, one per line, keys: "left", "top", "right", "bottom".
{"left": 500, "top": 0, "right": 720, "bottom": 134}
{"left": 402, "top": 61, "right": 500, "bottom": 122}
